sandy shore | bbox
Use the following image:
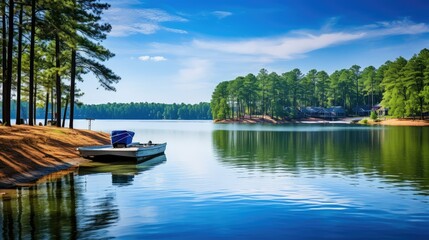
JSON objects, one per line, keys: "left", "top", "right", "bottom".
{"left": 366, "top": 118, "right": 429, "bottom": 126}
{"left": 215, "top": 116, "right": 285, "bottom": 124}
{"left": 0, "top": 125, "right": 109, "bottom": 188}
{"left": 215, "top": 116, "right": 429, "bottom": 126}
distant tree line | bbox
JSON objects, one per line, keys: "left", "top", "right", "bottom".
{"left": 74, "top": 102, "right": 212, "bottom": 120}
{"left": 1, "top": 0, "right": 119, "bottom": 127}
{"left": 3, "top": 101, "right": 212, "bottom": 120}
{"left": 211, "top": 49, "right": 429, "bottom": 120}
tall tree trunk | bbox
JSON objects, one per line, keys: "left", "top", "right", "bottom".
{"left": 3, "top": 0, "right": 14, "bottom": 126}
{"left": 34, "top": 77, "right": 37, "bottom": 124}
{"left": 1, "top": 0, "right": 7, "bottom": 125}
{"left": 371, "top": 78, "right": 374, "bottom": 107}
{"left": 29, "top": 0, "right": 36, "bottom": 126}
{"left": 55, "top": 34, "right": 61, "bottom": 127}
{"left": 16, "top": 3, "right": 23, "bottom": 124}
{"left": 44, "top": 91, "right": 49, "bottom": 126}
{"left": 62, "top": 96, "right": 68, "bottom": 127}
{"left": 69, "top": 49, "right": 76, "bottom": 129}
{"left": 69, "top": 0, "right": 76, "bottom": 129}
{"left": 51, "top": 87, "right": 54, "bottom": 121}
{"left": 355, "top": 80, "right": 359, "bottom": 115}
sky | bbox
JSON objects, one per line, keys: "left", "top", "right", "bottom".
{"left": 79, "top": 0, "right": 429, "bottom": 104}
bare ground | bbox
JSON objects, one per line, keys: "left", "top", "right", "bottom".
{"left": 368, "top": 118, "right": 429, "bottom": 126}
{"left": 0, "top": 125, "right": 109, "bottom": 188}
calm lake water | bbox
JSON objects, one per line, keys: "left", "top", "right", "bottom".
{"left": 1, "top": 120, "right": 429, "bottom": 239}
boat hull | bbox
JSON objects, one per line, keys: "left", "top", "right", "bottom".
{"left": 78, "top": 143, "right": 167, "bottom": 161}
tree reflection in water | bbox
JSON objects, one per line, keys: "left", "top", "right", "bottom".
{"left": 0, "top": 154, "right": 167, "bottom": 239}
{"left": 1, "top": 172, "right": 119, "bottom": 239}
{"left": 212, "top": 126, "right": 429, "bottom": 195}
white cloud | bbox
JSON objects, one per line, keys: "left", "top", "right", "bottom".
{"left": 193, "top": 32, "right": 365, "bottom": 60}
{"left": 152, "top": 56, "right": 167, "bottom": 62}
{"left": 138, "top": 56, "right": 150, "bottom": 61}
{"left": 105, "top": 8, "right": 187, "bottom": 36}
{"left": 212, "top": 11, "right": 232, "bottom": 19}
{"left": 134, "top": 23, "right": 161, "bottom": 35}
{"left": 137, "top": 9, "right": 187, "bottom": 22}
{"left": 364, "top": 19, "right": 429, "bottom": 37}
{"left": 138, "top": 55, "right": 167, "bottom": 62}
{"left": 164, "top": 27, "right": 188, "bottom": 34}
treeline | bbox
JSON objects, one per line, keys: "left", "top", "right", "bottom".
{"left": 1, "top": 0, "right": 119, "bottom": 128}
{"left": 73, "top": 102, "right": 212, "bottom": 120}
{"left": 211, "top": 49, "right": 429, "bottom": 120}
{"left": 4, "top": 101, "right": 212, "bottom": 120}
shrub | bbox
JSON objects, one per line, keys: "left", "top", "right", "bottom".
{"left": 370, "top": 111, "right": 378, "bottom": 120}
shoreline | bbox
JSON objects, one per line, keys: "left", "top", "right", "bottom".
{"left": 0, "top": 158, "right": 89, "bottom": 189}
{"left": 214, "top": 116, "right": 429, "bottom": 126}
{"left": 0, "top": 125, "right": 109, "bottom": 189}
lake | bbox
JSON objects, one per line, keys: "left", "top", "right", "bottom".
{"left": 1, "top": 120, "right": 429, "bottom": 239}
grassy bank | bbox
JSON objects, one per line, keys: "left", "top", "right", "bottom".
{"left": 0, "top": 125, "right": 109, "bottom": 188}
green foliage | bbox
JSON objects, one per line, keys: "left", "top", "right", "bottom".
{"left": 316, "top": 71, "right": 330, "bottom": 107}
{"left": 381, "top": 49, "right": 429, "bottom": 119}
{"left": 74, "top": 102, "right": 211, "bottom": 120}
{"left": 3, "top": 101, "right": 211, "bottom": 120}
{"left": 422, "top": 86, "right": 429, "bottom": 103}
{"left": 370, "top": 111, "right": 377, "bottom": 120}
{"left": 211, "top": 81, "right": 231, "bottom": 120}
{"left": 362, "top": 66, "right": 381, "bottom": 107}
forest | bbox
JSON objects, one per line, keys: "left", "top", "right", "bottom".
{"left": 0, "top": 0, "right": 119, "bottom": 128}
{"left": 210, "top": 49, "right": 429, "bottom": 120}
{"left": 69, "top": 102, "right": 211, "bottom": 120}
{"left": 6, "top": 101, "right": 212, "bottom": 122}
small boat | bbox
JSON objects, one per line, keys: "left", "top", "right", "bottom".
{"left": 77, "top": 130, "right": 167, "bottom": 161}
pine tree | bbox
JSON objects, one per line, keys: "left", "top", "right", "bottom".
{"left": 316, "top": 71, "right": 330, "bottom": 107}
{"left": 361, "top": 66, "right": 377, "bottom": 107}
{"left": 401, "top": 49, "right": 429, "bottom": 119}
{"left": 381, "top": 57, "right": 407, "bottom": 118}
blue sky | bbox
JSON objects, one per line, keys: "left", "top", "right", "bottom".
{"left": 80, "top": 0, "right": 429, "bottom": 104}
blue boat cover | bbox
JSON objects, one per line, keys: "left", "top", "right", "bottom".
{"left": 111, "top": 130, "right": 135, "bottom": 147}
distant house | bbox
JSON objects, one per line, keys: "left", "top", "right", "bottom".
{"left": 301, "top": 107, "right": 331, "bottom": 118}
{"left": 352, "top": 105, "right": 372, "bottom": 116}
{"left": 301, "top": 107, "right": 318, "bottom": 117}
{"left": 283, "top": 106, "right": 346, "bottom": 119}
{"left": 326, "top": 106, "right": 346, "bottom": 118}
{"left": 372, "top": 103, "right": 388, "bottom": 116}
